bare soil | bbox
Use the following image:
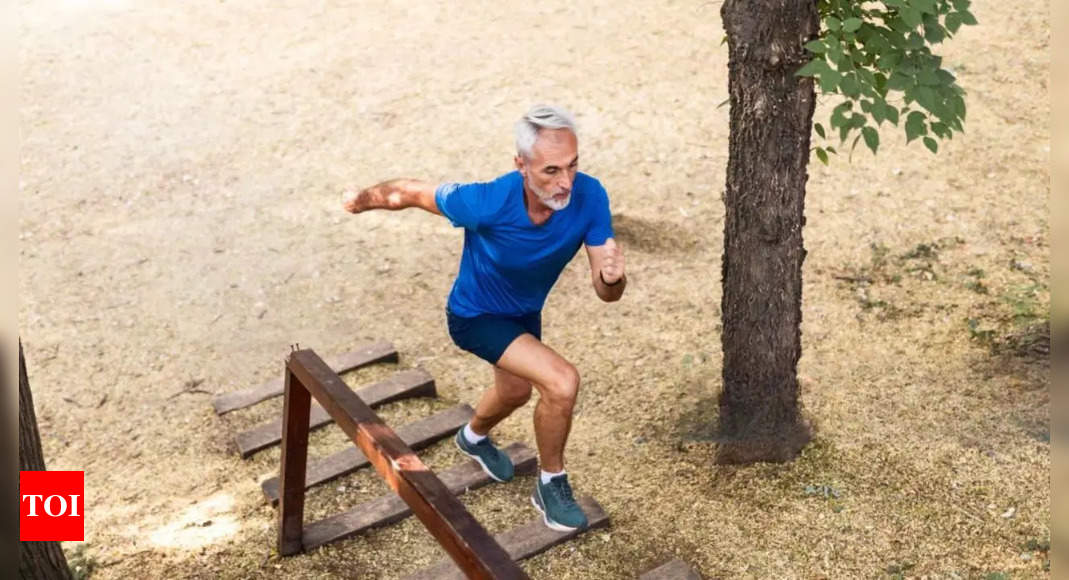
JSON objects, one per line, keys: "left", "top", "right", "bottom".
{"left": 18, "top": 1, "right": 1049, "bottom": 578}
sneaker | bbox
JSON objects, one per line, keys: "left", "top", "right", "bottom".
{"left": 455, "top": 427, "right": 514, "bottom": 482}
{"left": 531, "top": 473, "right": 588, "bottom": 532}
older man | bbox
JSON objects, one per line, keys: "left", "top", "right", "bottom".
{"left": 342, "top": 104, "right": 626, "bottom": 531}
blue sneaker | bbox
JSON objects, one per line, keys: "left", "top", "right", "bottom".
{"left": 455, "top": 427, "right": 514, "bottom": 482}
{"left": 531, "top": 473, "right": 588, "bottom": 531}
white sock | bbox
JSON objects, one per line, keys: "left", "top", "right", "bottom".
{"left": 540, "top": 469, "right": 565, "bottom": 484}
{"left": 463, "top": 423, "right": 487, "bottom": 444}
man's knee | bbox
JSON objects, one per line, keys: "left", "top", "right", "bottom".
{"left": 543, "top": 363, "right": 579, "bottom": 409}
{"left": 500, "top": 383, "right": 533, "bottom": 407}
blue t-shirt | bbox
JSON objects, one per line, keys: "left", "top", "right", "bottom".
{"left": 435, "top": 171, "right": 614, "bottom": 317}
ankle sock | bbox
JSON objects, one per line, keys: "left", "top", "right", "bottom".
{"left": 540, "top": 469, "right": 565, "bottom": 484}
{"left": 462, "top": 423, "right": 487, "bottom": 444}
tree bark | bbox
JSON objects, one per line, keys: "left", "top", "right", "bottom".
{"left": 717, "top": 0, "right": 818, "bottom": 464}
{"left": 19, "top": 340, "right": 73, "bottom": 580}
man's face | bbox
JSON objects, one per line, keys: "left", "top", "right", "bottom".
{"left": 515, "top": 128, "right": 578, "bottom": 211}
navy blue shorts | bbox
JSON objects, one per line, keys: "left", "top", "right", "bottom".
{"left": 446, "top": 308, "right": 542, "bottom": 365}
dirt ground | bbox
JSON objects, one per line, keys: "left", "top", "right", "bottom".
{"left": 17, "top": 1, "right": 1050, "bottom": 578}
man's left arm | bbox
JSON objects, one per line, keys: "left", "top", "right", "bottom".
{"left": 585, "top": 238, "right": 626, "bottom": 302}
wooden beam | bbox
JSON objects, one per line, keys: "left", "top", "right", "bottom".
{"left": 404, "top": 496, "right": 609, "bottom": 580}
{"left": 261, "top": 404, "right": 473, "bottom": 503}
{"left": 639, "top": 559, "right": 704, "bottom": 580}
{"left": 276, "top": 367, "right": 311, "bottom": 556}
{"left": 236, "top": 369, "right": 435, "bottom": 458}
{"left": 213, "top": 342, "right": 397, "bottom": 414}
{"left": 287, "top": 349, "right": 528, "bottom": 579}
{"left": 302, "top": 443, "right": 537, "bottom": 550}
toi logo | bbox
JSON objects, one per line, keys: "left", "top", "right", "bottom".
{"left": 20, "top": 471, "right": 84, "bottom": 541}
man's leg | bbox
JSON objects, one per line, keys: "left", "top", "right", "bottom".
{"left": 494, "top": 334, "right": 580, "bottom": 473}
{"left": 469, "top": 367, "right": 533, "bottom": 435}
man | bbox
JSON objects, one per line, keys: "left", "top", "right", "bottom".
{"left": 342, "top": 104, "right": 626, "bottom": 531}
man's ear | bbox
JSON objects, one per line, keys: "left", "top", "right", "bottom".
{"left": 514, "top": 154, "right": 527, "bottom": 178}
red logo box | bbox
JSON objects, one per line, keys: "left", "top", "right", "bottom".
{"left": 20, "top": 471, "right": 84, "bottom": 541}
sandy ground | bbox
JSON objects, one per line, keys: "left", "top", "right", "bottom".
{"left": 17, "top": 1, "right": 1049, "bottom": 578}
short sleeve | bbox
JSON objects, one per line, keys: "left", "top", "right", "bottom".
{"left": 435, "top": 181, "right": 488, "bottom": 230}
{"left": 583, "top": 180, "right": 614, "bottom": 246}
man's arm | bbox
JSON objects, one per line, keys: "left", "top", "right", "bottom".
{"left": 341, "top": 179, "right": 441, "bottom": 215}
{"left": 585, "top": 238, "right": 626, "bottom": 302}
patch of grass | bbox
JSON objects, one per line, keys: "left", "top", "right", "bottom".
{"left": 1021, "top": 537, "right": 1050, "bottom": 553}
{"left": 1001, "top": 283, "right": 1045, "bottom": 326}
{"left": 984, "top": 572, "right": 1010, "bottom": 580}
{"left": 67, "top": 544, "right": 99, "bottom": 580}
{"left": 886, "top": 561, "right": 915, "bottom": 579}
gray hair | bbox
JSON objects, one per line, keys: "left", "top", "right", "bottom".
{"left": 514, "top": 104, "right": 576, "bottom": 159}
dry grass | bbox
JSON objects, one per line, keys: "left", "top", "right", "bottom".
{"left": 18, "top": 0, "right": 1048, "bottom": 578}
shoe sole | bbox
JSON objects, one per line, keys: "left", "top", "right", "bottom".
{"left": 530, "top": 488, "right": 580, "bottom": 533}
{"left": 455, "top": 436, "right": 509, "bottom": 483}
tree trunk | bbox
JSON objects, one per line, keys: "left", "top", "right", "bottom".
{"left": 19, "top": 340, "right": 73, "bottom": 580}
{"left": 716, "top": 0, "right": 818, "bottom": 464}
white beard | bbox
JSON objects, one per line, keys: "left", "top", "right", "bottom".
{"left": 530, "top": 182, "right": 571, "bottom": 211}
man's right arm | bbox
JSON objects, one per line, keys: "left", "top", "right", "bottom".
{"left": 342, "top": 179, "right": 441, "bottom": 215}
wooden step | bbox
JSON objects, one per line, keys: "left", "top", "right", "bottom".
{"left": 404, "top": 496, "right": 609, "bottom": 580}
{"left": 261, "top": 404, "right": 474, "bottom": 503}
{"left": 639, "top": 559, "right": 703, "bottom": 580}
{"left": 302, "top": 442, "right": 537, "bottom": 550}
{"left": 235, "top": 369, "right": 435, "bottom": 458}
{"left": 212, "top": 342, "right": 397, "bottom": 414}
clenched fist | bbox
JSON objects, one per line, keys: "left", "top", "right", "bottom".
{"left": 600, "top": 238, "right": 625, "bottom": 285}
{"left": 341, "top": 188, "right": 366, "bottom": 213}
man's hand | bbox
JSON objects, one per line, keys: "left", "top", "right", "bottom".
{"left": 341, "top": 187, "right": 371, "bottom": 214}
{"left": 599, "top": 238, "right": 625, "bottom": 285}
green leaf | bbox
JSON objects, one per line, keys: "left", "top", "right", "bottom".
{"left": 923, "top": 136, "right": 938, "bottom": 153}
{"left": 886, "top": 105, "right": 900, "bottom": 126}
{"left": 913, "top": 0, "right": 937, "bottom": 15}
{"left": 900, "top": 7, "right": 922, "bottom": 29}
{"left": 827, "top": 41, "right": 844, "bottom": 66}
{"left": 816, "top": 147, "right": 829, "bottom": 165}
{"left": 959, "top": 11, "right": 978, "bottom": 25}
{"left": 840, "top": 74, "right": 861, "bottom": 98}
{"left": 815, "top": 122, "right": 826, "bottom": 139}
{"left": 716, "top": 97, "right": 730, "bottom": 109}
{"left": 862, "top": 126, "right": 880, "bottom": 154}
{"left": 871, "top": 100, "right": 886, "bottom": 125}
{"left": 820, "top": 69, "right": 841, "bottom": 93}
{"left": 923, "top": 15, "right": 946, "bottom": 43}
{"left": 930, "top": 121, "right": 950, "bottom": 138}
{"left": 950, "top": 94, "right": 966, "bottom": 120}
{"left": 796, "top": 57, "right": 828, "bottom": 78}
{"left": 936, "top": 69, "right": 956, "bottom": 85}
{"left": 916, "top": 68, "right": 941, "bottom": 86}
{"left": 721, "top": 35, "right": 728, "bottom": 46}
{"left": 951, "top": 0, "right": 971, "bottom": 10}
{"left": 906, "top": 111, "right": 928, "bottom": 142}
{"left": 826, "top": 16, "right": 842, "bottom": 31}
{"left": 945, "top": 12, "right": 962, "bottom": 33}
{"left": 805, "top": 39, "right": 827, "bottom": 54}
{"left": 886, "top": 72, "right": 913, "bottom": 91}
{"left": 915, "top": 85, "right": 938, "bottom": 111}
{"left": 843, "top": 17, "right": 862, "bottom": 32}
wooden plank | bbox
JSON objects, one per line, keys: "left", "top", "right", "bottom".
{"left": 236, "top": 369, "right": 435, "bottom": 458}
{"left": 404, "top": 496, "right": 610, "bottom": 580}
{"left": 287, "top": 349, "right": 528, "bottom": 579}
{"left": 213, "top": 342, "right": 397, "bottom": 414}
{"left": 639, "top": 559, "right": 704, "bottom": 580}
{"left": 303, "top": 443, "right": 537, "bottom": 550}
{"left": 277, "top": 368, "right": 311, "bottom": 556}
{"left": 261, "top": 404, "right": 474, "bottom": 503}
